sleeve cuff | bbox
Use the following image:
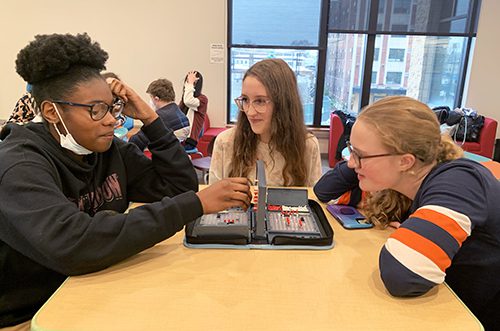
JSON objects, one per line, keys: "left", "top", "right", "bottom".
{"left": 170, "top": 191, "right": 204, "bottom": 224}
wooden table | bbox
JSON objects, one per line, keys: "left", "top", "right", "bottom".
{"left": 31, "top": 189, "right": 482, "bottom": 331}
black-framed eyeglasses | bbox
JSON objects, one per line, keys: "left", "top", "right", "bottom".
{"left": 52, "top": 98, "right": 125, "bottom": 121}
{"left": 234, "top": 96, "right": 272, "bottom": 114}
{"left": 346, "top": 141, "right": 400, "bottom": 169}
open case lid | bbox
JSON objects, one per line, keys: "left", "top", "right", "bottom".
{"left": 266, "top": 188, "right": 308, "bottom": 206}
{"left": 255, "top": 160, "right": 307, "bottom": 207}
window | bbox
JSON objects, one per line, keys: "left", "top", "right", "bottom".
{"left": 231, "top": 0, "right": 321, "bottom": 46}
{"left": 370, "top": 35, "right": 468, "bottom": 107}
{"left": 386, "top": 72, "right": 402, "bottom": 85}
{"left": 378, "top": 1, "right": 385, "bottom": 13}
{"left": 391, "top": 24, "right": 409, "bottom": 32}
{"left": 229, "top": 48, "right": 319, "bottom": 123}
{"left": 322, "top": 34, "right": 366, "bottom": 123}
{"left": 229, "top": 0, "right": 322, "bottom": 125}
{"left": 393, "top": 0, "right": 411, "bottom": 14}
{"left": 388, "top": 48, "right": 405, "bottom": 62}
{"left": 228, "top": 0, "right": 481, "bottom": 126}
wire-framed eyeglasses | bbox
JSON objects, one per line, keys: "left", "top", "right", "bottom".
{"left": 234, "top": 96, "right": 272, "bottom": 114}
{"left": 52, "top": 98, "right": 125, "bottom": 121}
{"left": 346, "top": 141, "right": 400, "bottom": 169}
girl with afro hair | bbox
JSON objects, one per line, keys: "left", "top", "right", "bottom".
{"left": 0, "top": 33, "right": 250, "bottom": 328}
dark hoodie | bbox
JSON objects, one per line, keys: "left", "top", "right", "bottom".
{"left": 0, "top": 118, "right": 201, "bottom": 327}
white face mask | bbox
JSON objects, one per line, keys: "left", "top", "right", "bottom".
{"left": 52, "top": 103, "right": 93, "bottom": 155}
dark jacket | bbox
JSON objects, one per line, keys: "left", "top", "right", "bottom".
{"left": 0, "top": 118, "right": 200, "bottom": 327}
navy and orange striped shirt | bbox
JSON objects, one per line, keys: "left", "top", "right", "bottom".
{"left": 380, "top": 158, "right": 500, "bottom": 328}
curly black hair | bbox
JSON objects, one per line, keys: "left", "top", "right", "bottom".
{"left": 16, "top": 33, "right": 108, "bottom": 84}
{"left": 15, "top": 33, "right": 109, "bottom": 108}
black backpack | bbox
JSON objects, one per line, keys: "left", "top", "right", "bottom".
{"left": 449, "top": 108, "right": 484, "bottom": 143}
{"left": 433, "top": 106, "right": 485, "bottom": 143}
{"left": 432, "top": 106, "right": 450, "bottom": 125}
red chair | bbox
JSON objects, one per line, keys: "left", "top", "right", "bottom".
{"left": 185, "top": 118, "right": 208, "bottom": 160}
{"left": 191, "top": 137, "right": 216, "bottom": 184}
{"left": 460, "top": 117, "right": 498, "bottom": 158}
{"left": 328, "top": 113, "right": 345, "bottom": 168}
{"left": 197, "top": 114, "right": 227, "bottom": 156}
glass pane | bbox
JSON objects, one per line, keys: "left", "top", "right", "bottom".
{"left": 229, "top": 48, "right": 319, "bottom": 125}
{"left": 231, "top": 0, "right": 321, "bottom": 47}
{"left": 455, "top": 0, "right": 470, "bottom": 15}
{"left": 369, "top": 35, "right": 468, "bottom": 109}
{"left": 376, "top": 0, "right": 476, "bottom": 34}
{"left": 322, "top": 34, "right": 367, "bottom": 125}
{"left": 328, "top": 0, "right": 371, "bottom": 31}
{"left": 388, "top": 48, "right": 405, "bottom": 62}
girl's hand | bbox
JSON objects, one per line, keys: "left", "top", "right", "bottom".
{"left": 106, "top": 78, "right": 158, "bottom": 126}
{"left": 389, "top": 221, "right": 401, "bottom": 229}
{"left": 186, "top": 71, "right": 199, "bottom": 85}
{"left": 196, "top": 178, "right": 252, "bottom": 214}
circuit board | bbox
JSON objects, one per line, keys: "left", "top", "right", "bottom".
{"left": 198, "top": 209, "right": 249, "bottom": 227}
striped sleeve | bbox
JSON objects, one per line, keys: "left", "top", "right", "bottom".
{"left": 380, "top": 204, "right": 471, "bottom": 296}
{"left": 313, "top": 161, "right": 359, "bottom": 203}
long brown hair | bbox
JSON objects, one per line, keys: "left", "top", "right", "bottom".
{"left": 357, "top": 96, "right": 463, "bottom": 227}
{"left": 228, "top": 59, "right": 308, "bottom": 186}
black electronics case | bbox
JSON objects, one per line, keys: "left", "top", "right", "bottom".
{"left": 184, "top": 161, "right": 334, "bottom": 249}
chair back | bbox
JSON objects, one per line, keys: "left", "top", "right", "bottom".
{"left": 461, "top": 117, "right": 498, "bottom": 158}
{"left": 203, "top": 114, "right": 211, "bottom": 133}
{"left": 328, "top": 113, "right": 345, "bottom": 168}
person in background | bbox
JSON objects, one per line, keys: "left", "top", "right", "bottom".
{"left": 347, "top": 96, "right": 499, "bottom": 330}
{"left": 7, "top": 83, "right": 36, "bottom": 124}
{"left": 209, "top": 58, "right": 322, "bottom": 187}
{"left": 179, "top": 70, "right": 207, "bottom": 150}
{"left": 129, "top": 78, "right": 189, "bottom": 151}
{"left": 0, "top": 33, "right": 251, "bottom": 330}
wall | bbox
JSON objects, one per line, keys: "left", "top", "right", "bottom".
{"left": 0, "top": 0, "right": 227, "bottom": 126}
{"left": 464, "top": 0, "right": 500, "bottom": 139}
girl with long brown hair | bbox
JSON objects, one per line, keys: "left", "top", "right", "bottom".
{"left": 209, "top": 58, "right": 322, "bottom": 186}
